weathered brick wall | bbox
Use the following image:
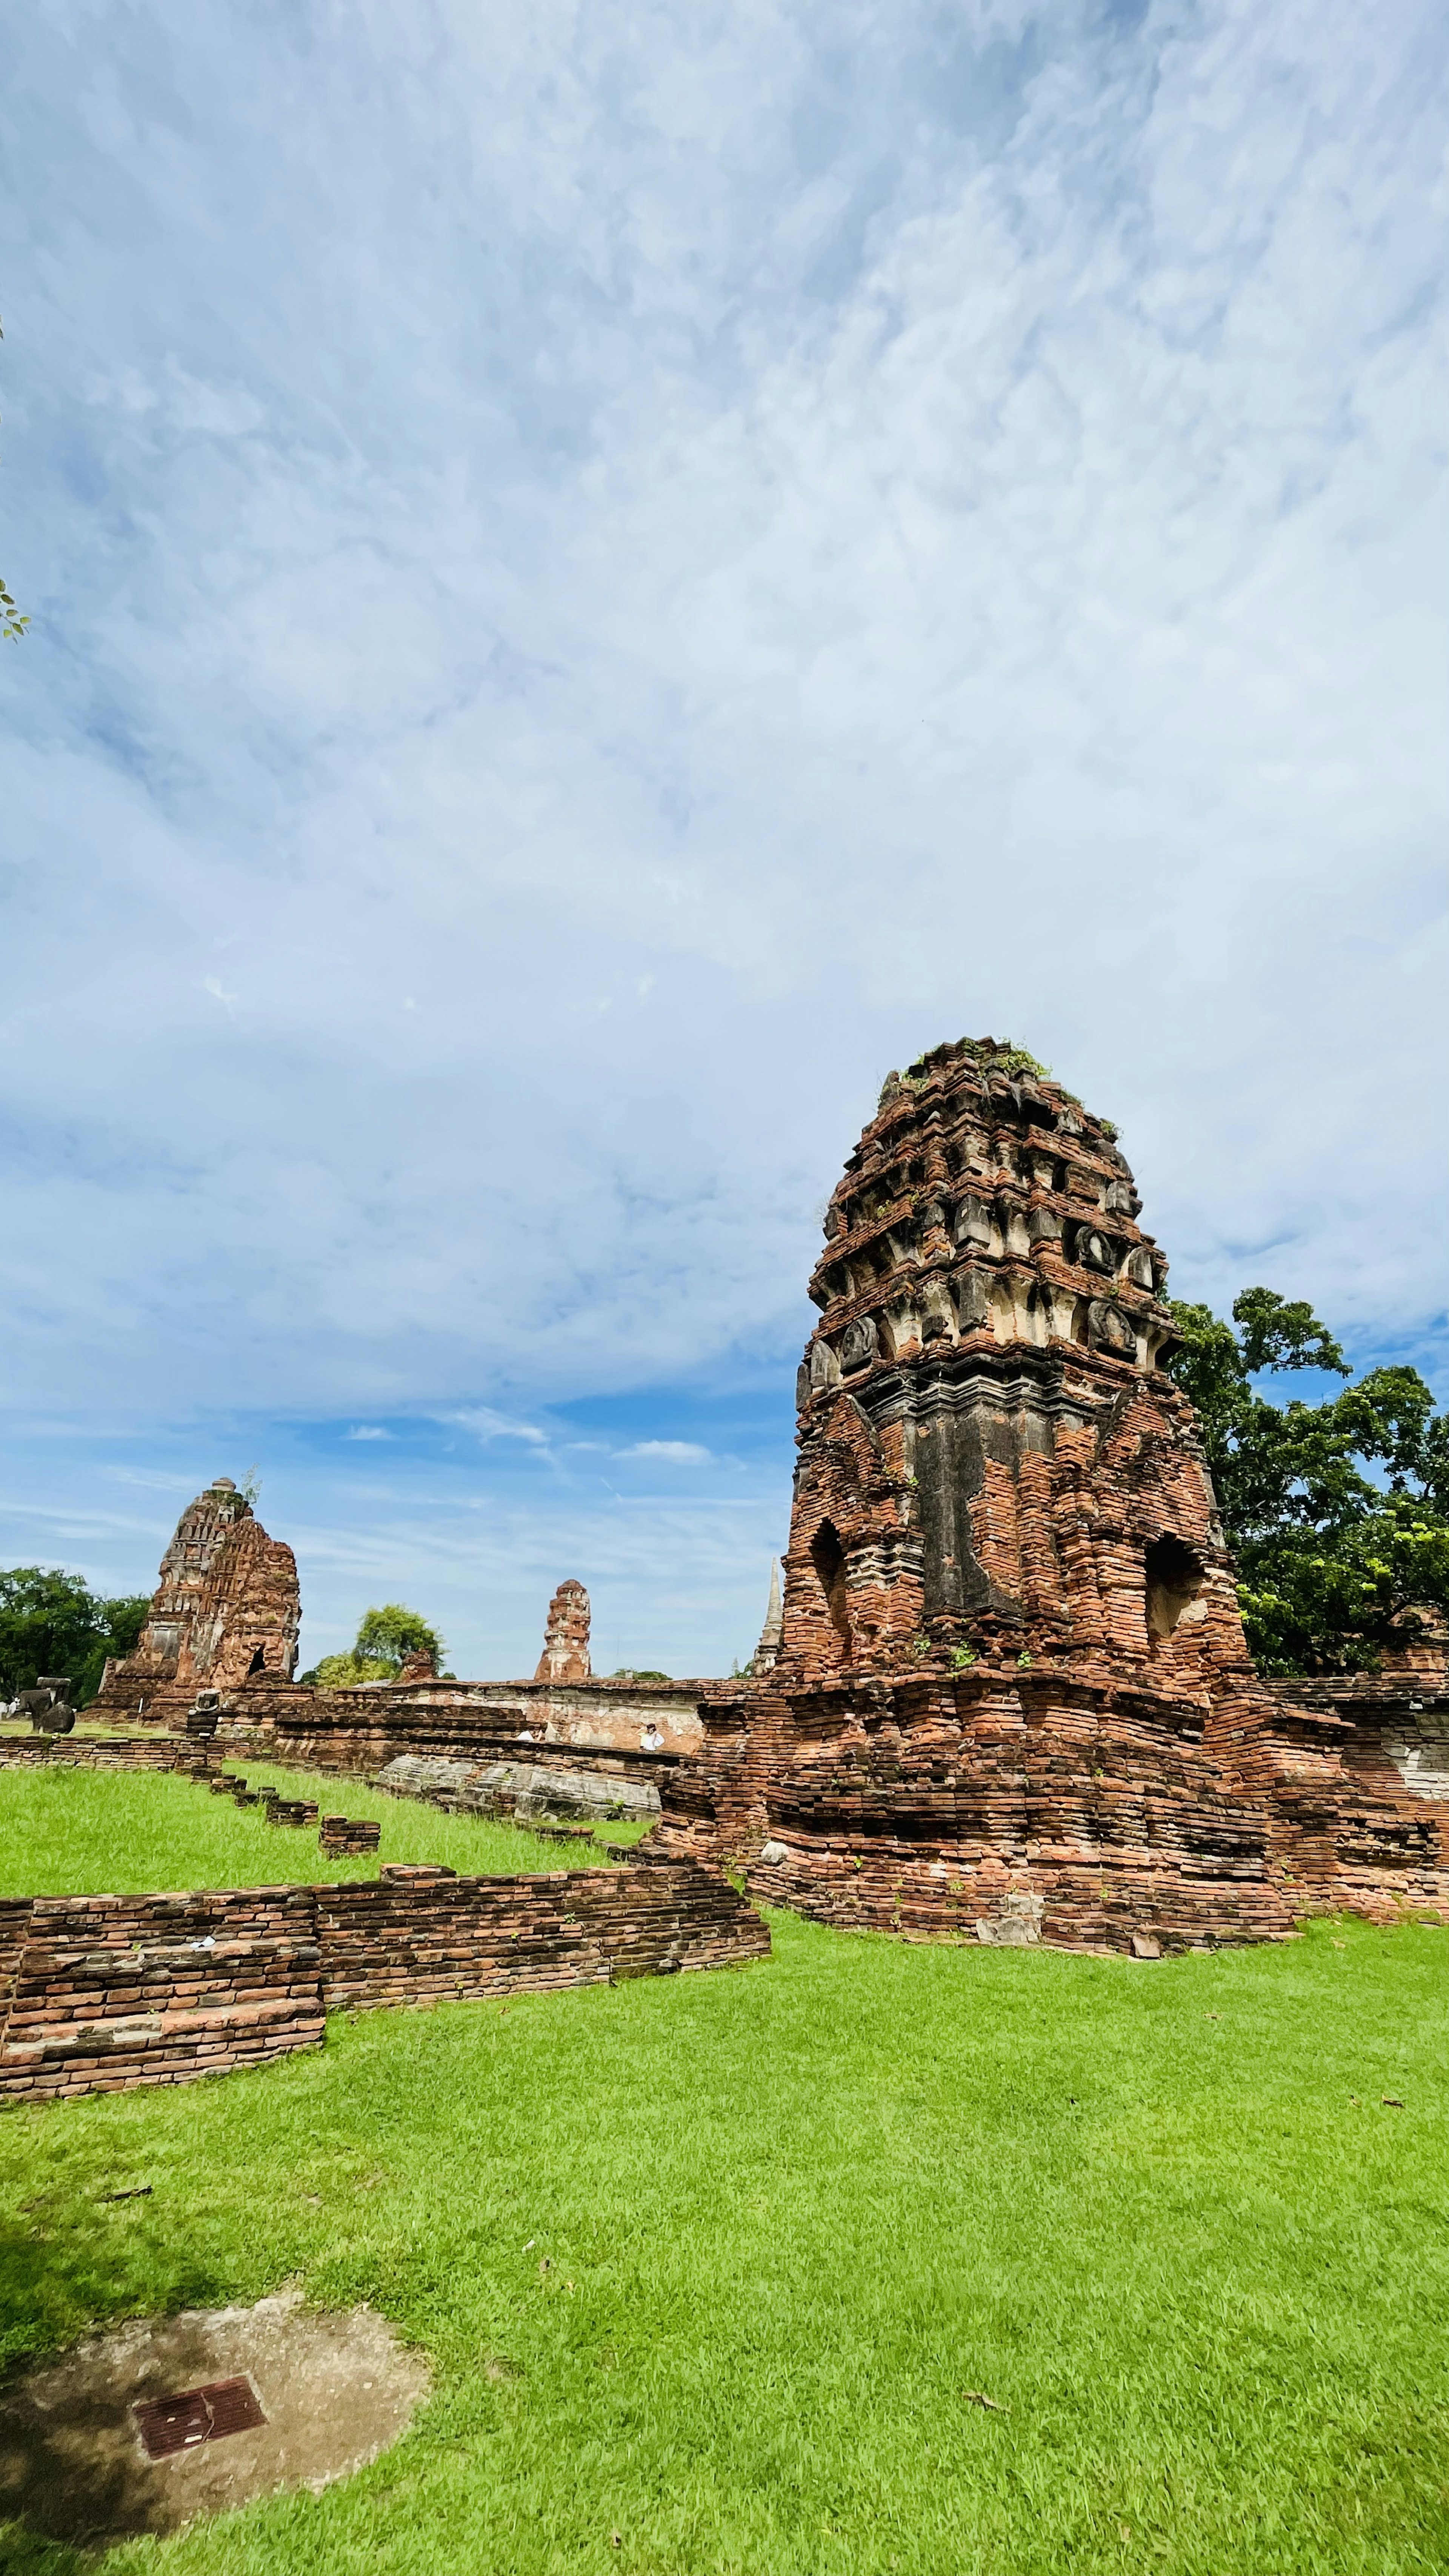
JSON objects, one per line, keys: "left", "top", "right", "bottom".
{"left": 0, "top": 1888, "right": 323, "bottom": 2105}
{"left": 0, "top": 1735, "right": 205, "bottom": 1775}
{"left": 0, "top": 1862, "right": 768, "bottom": 2106}
{"left": 657, "top": 1668, "right": 1298, "bottom": 1951}
{"left": 319, "top": 1858, "right": 769, "bottom": 2012}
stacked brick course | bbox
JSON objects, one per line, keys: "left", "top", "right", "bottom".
{"left": 0, "top": 1862, "right": 768, "bottom": 2105}
{"left": 653, "top": 1040, "right": 1449, "bottom": 1949}
{"left": 0, "top": 1733, "right": 209, "bottom": 1776}
{"left": 319, "top": 1815, "right": 381, "bottom": 1857}
{"left": 318, "top": 1855, "right": 760, "bottom": 2010}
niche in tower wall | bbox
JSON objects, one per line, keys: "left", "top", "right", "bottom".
{"left": 1144, "top": 1534, "right": 1204, "bottom": 1639}
{"left": 809, "top": 1521, "right": 852, "bottom": 1664}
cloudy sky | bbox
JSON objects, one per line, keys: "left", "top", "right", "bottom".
{"left": 2, "top": 0, "right": 1444, "bottom": 1676}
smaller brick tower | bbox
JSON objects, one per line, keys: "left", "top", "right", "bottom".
{"left": 534, "top": 1580, "right": 592, "bottom": 1684}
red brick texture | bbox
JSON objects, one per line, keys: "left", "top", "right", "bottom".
{"left": 0, "top": 1888, "right": 324, "bottom": 2104}
{"left": 0, "top": 1735, "right": 204, "bottom": 1775}
{"left": 0, "top": 1859, "right": 768, "bottom": 2105}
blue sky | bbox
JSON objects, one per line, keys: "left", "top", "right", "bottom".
{"left": 1, "top": 0, "right": 1444, "bottom": 1676}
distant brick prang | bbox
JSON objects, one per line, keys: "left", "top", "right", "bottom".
{"left": 0, "top": 1859, "right": 768, "bottom": 2105}
{"left": 88, "top": 1478, "right": 300, "bottom": 1726}
{"left": 654, "top": 1040, "right": 1449, "bottom": 1949}
{"left": 534, "top": 1579, "right": 592, "bottom": 1684}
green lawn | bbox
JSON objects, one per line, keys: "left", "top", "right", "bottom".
{"left": 0, "top": 1761, "right": 629, "bottom": 1897}
{"left": 1, "top": 1776, "right": 1447, "bottom": 2574}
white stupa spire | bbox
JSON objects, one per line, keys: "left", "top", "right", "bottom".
{"left": 755, "top": 1558, "right": 783, "bottom": 1668}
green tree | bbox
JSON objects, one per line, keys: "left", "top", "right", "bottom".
{"left": 1168, "top": 1289, "right": 1449, "bottom": 1675}
{"left": 0, "top": 1569, "right": 150, "bottom": 1705}
{"left": 301, "top": 1602, "right": 447, "bottom": 1687}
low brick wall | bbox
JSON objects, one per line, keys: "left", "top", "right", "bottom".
{"left": 0, "top": 1888, "right": 324, "bottom": 2105}
{"left": 0, "top": 1859, "right": 769, "bottom": 2106}
{"left": 319, "top": 1854, "right": 766, "bottom": 2012}
{"left": 0, "top": 1734, "right": 203, "bottom": 1774}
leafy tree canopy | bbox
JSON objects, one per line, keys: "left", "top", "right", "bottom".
{"left": 301, "top": 1602, "right": 448, "bottom": 1688}
{"left": 0, "top": 1569, "right": 150, "bottom": 1706}
{"left": 1167, "top": 1288, "right": 1449, "bottom": 1676}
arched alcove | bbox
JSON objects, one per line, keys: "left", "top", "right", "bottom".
{"left": 810, "top": 1519, "right": 853, "bottom": 1665}
{"left": 1145, "top": 1535, "right": 1203, "bottom": 1639}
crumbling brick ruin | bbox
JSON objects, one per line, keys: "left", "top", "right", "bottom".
{"left": 534, "top": 1579, "right": 591, "bottom": 1684}
{"left": 92, "top": 1479, "right": 299, "bottom": 1724}
{"left": 652, "top": 1038, "right": 1449, "bottom": 1950}
{"left": 781, "top": 1034, "right": 1231, "bottom": 1681}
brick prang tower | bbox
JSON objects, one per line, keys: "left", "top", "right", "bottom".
{"left": 784, "top": 1034, "right": 1246, "bottom": 1687}
{"left": 656, "top": 1037, "right": 1323, "bottom": 1953}
{"left": 90, "top": 1478, "right": 300, "bottom": 1725}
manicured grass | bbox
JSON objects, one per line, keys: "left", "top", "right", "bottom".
{"left": 0, "top": 1761, "right": 625, "bottom": 1897}
{"left": 1, "top": 1840, "right": 1446, "bottom": 2572}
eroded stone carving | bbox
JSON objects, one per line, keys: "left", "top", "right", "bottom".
{"left": 838, "top": 1314, "right": 879, "bottom": 1373}
{"left": 1088, "top": 1299, "right": 1137, "bottom": 1355}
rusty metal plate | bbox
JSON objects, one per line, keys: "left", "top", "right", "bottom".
{"left": 132, "top": 2376, "right": 266, "bottom": 2461}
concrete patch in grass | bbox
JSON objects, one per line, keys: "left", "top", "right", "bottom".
{"left": 0, "top": 2288, "right": 429, "bottom": 2545}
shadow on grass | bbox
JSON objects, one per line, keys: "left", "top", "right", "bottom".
{"left": 0, "top": 2189, "right": 231, "bottom": 2377}
{"left": 0, "top": 2525, "right": 88, "bottom": 2574}
{"left": 0, "top": 2186, "right": 240, "bottom": 2561}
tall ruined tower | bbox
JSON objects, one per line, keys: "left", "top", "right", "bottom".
{"left": 92, "top": 1477, "right": 300, "bottom": 1721}
{"left": 783, "top": 1036, "right": 1249, "bottom": 1690}
{"left": 660, "top": 1038, "right": 1304, "bottom": 1955}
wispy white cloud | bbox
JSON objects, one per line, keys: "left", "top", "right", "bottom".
{"left": 449, "top": 1409, "right": 550, "bottom": 1448}
{"left": 0, "top": 0, "right": 1443, "bottom": 1662}
{"left": 345, "top": 1425, "right": 391, "bottom": 1441}
{"left": 621, "top": 1441, "right": 713, "bottom": 1465}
